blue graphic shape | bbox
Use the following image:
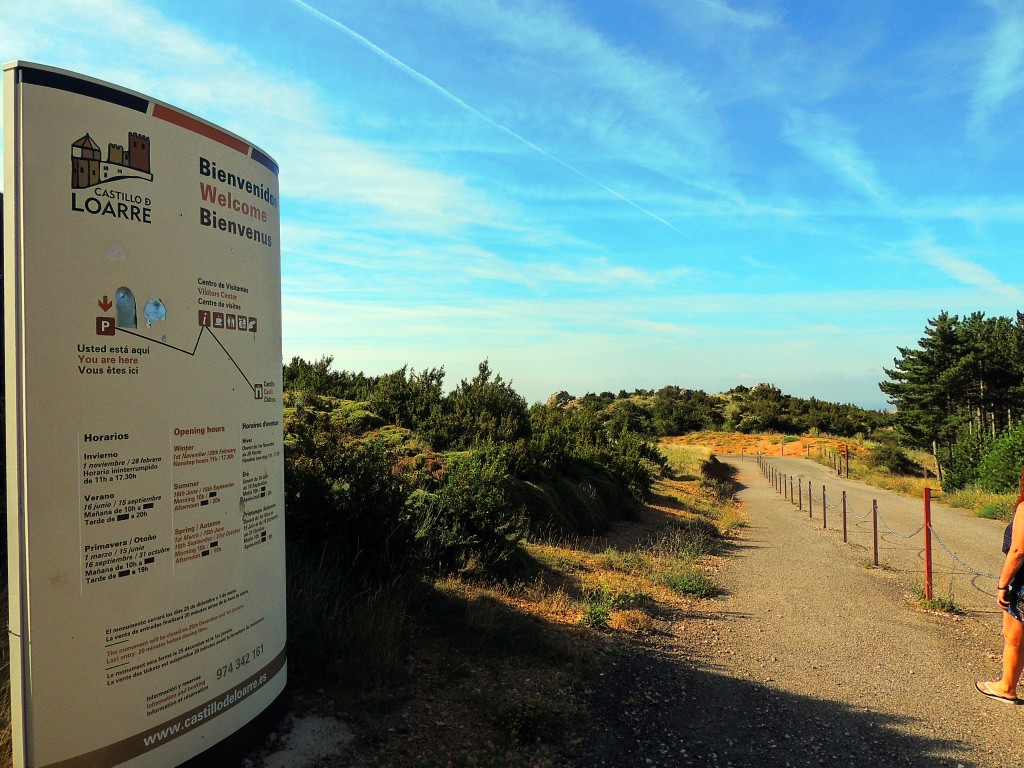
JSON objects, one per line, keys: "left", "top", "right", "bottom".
{"left": 144, "top": 298, "right": 166, "bottom": 328}
{"left": 115, "top": 286, "right": 137, "bottom": 328}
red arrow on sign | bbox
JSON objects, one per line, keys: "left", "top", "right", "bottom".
{"left": 98, "top": 296, "right": 113, "bottom": 312}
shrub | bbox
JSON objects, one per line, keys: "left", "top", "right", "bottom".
{"left": 943, "top": 427, "right": 995, "bottom": 492}
{"left": 663, "top": 569, "right": 718, "bottom": 598}
{"left": 578, "top": 583, "right": 618, "bottom": 628}
{"left": 367, "top": 365, "right": 445, "bottom": 431}
{"left": 978, "top": 423, "right": 1024, "bottom": 494}
{"left": 284, "top": 403, "right": 415, "bottom": 588}
{"left": 866, "top": 438, "right": 920, "bottom": 475}
{"left": 425, "top": 360, "right": 531, "bottom": 450}
{"left": 699, "top": 454, "right": 736, "bottom": 500}
{"left": 409, "top": 448, "right": 527, "bottom": 576}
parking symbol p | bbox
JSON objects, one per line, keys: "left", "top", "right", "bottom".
{"left": 96, "top": 317, "right": 115, "bottom": 336}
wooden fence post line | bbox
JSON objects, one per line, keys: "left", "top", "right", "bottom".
{"left": 923, "top": 487, "right": 933, "bottom": 602}
{"left": 842, "top": 490, "right": 847, "bottom": 543}
{"left": 872, "top": 500, "right": 879, "bottom": 567}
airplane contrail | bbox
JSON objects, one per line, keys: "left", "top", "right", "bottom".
{"left": 287, "top": 0, "right": 689, "bottom": 238}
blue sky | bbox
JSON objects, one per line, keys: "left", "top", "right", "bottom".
{"left": 4, "top": 0, "right": 1024, "bottom": 409}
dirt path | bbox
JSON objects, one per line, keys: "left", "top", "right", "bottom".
{"left": 577, "top": 456, "right": 1023, "bottom": 767}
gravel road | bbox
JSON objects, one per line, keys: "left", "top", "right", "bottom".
{"left": 576, "top": 456, "right": 1023, "bottom": 767}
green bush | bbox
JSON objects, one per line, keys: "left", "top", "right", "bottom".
{"left": 409, "top": 447, "right": 527, "bottom": 576}
{"left": 866, "top": 437, "right": 920, "bottom": 475}
{"left": 284, "top": 403, "right": 415, "bottom": 587}
{"left": 425, "top": 361, "right": 531, "bottom": 450}
{"left": 578, "top": 583, "right": 618, "bottom": 628}
{"left": 699, "top": 454, "right": 737, "bottom": 500}
{"left": 978, "top": 423, "right": 1024, "bottom": 494}
{"left": 663, "top": 569, "right": 718, "bottom": 598}
{"left": 943, "top": 427, "right": 995, "bottom": 492}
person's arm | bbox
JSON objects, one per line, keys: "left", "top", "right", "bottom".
{"left": 997, "top": 503, "right": 1024, "bottom": 610}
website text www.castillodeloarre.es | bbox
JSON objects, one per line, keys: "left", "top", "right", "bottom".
{"left": 142, "top": 674, "right": 267, "bottom": 748}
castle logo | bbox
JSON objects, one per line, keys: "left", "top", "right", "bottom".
{"left": 71, "top": 131, "right": 153, "bottom": 188}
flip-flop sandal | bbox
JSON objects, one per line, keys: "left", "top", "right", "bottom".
{"left": 976, "top": 681, "right": 1019, "bottom": 704}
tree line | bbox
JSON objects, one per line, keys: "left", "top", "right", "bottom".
{"left": 284, "top": 355, "right": 891, "bottom": 442}
{"left": 880, "top": 310, "right": 1024, "bottom": 491}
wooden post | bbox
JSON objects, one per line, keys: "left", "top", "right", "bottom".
{"left": 822, "top": 484, "right": 827, "bottom": 529}
{"left": 842, "top": 491, "right": 847, "bottom": 543}
{"left": 924, "top": 487, "right": 933, "bottom": 601}
{"left": 799, "top": 479, "right": 803, "bottom": 511}
{"left": 872, "top": 500, "right": 879, "bottom": 567}
{"left": 844, "top": 445, "right": 850, "bottom": 478}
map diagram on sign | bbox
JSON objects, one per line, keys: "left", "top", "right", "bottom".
{"left": 92, "top": 289, "right": 268, "bottom": 400}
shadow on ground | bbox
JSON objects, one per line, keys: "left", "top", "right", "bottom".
{"left": 574, "top": 641, "right": 974, "bottom": 768}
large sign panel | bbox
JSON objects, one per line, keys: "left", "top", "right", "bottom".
{"left": 3, "top": 62, "right": 286, "bottom": 767}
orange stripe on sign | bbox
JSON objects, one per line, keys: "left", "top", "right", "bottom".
{"left": 152, "top": 104, "right": 249, "bottom": 155}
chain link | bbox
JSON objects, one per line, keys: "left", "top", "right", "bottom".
{"left": 876, "top": 512, "right": 924, "bottom": 540}
{"left": 929, "top": 524, "right": 1000, "bottom": 579}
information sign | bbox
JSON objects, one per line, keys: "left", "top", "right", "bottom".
{"left": 3, "top": 62, "right": 286, "bottom": 768}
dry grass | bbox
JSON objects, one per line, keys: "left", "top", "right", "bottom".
{"left": 663, "top": 431, "right": 851, "bottom": 460}
{"left": 666, "top": 431, "right": 946, "bottom": 504}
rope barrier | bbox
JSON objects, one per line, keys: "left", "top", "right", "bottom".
{"left": 757, "top": 458, "right": 998, "bottom": 587}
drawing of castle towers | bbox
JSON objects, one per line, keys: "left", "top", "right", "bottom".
{"left": 71, "top": 131, "right": 153, "bottom": 188}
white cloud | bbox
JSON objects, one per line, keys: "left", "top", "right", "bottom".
{"left": 0, "top": 0, "right": 507, "bottom": 232}
{"left": 916, "top": 241, "right": 1024, "bottom": 302}
{"left": 428, "top": 0, "right": 722, "bottom": 171}
{"left": 686, "top": 0, "right": 778, "bottom": 31}
{"left": 783, "top": 110, "right": 889, "bottom": 202}
{"left": 969, "top": 0, "right": 1024, "bottom": 137}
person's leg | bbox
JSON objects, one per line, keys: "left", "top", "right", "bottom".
{"left": 1002, "top": 612, "right": 1024, "bottom": 692}
{"left": 984, "top": 613, "right": 1024, "bottom": 699}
